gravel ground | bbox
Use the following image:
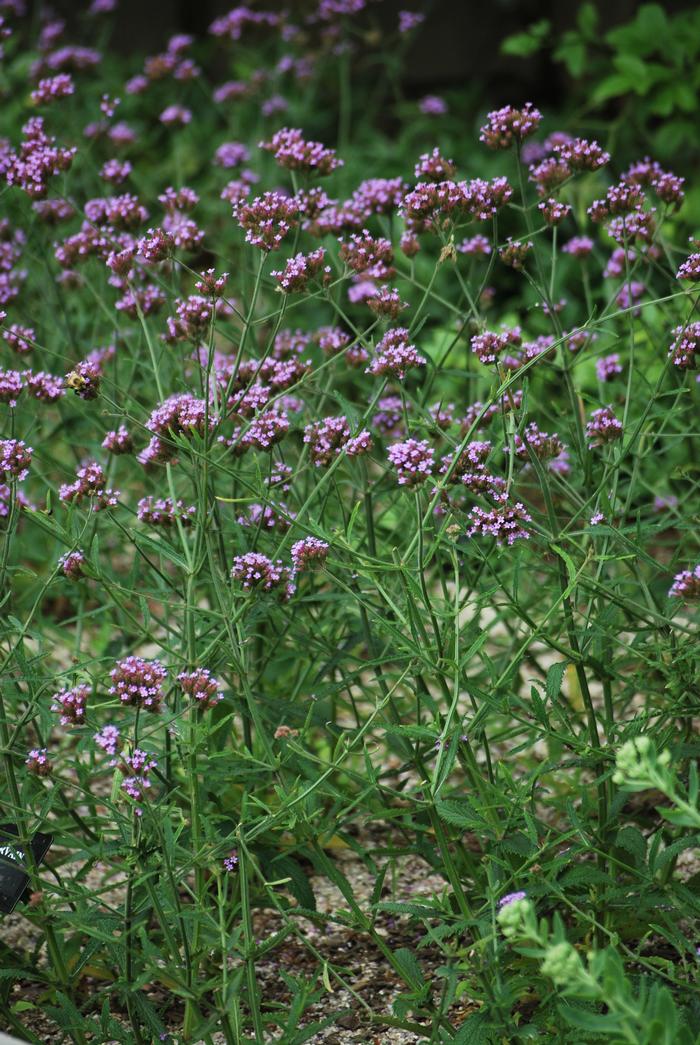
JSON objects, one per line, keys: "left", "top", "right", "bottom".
{"left": 0, "top": 831, "right": 480, "bottom": 1043}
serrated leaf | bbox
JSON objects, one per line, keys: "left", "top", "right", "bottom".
{"left": 392, "top": 946, "right": 423, "bottom": 989}
{"left": 614, "top": 825, "right": 646, "bottom": 868}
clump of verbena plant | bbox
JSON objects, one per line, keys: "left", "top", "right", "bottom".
{"left": 0, "top": 3, "right": 698, "bottom": 1044}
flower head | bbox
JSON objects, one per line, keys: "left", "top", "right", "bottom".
{"left": 109, "top": 656, "right": 167, "bottom": 711}
{"left": 388, "top": 438, "right": 434, "bottom": 485}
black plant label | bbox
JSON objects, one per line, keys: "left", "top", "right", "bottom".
{"left": 0, "top": 823, "right": 53, "bottom": 913}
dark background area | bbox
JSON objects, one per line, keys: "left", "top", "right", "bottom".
{"left": 43, "top": 0, "right": 697, "bottom": 106}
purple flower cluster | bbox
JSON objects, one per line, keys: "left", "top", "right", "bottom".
{"left": 261, "top": 127, "right": 342, "bottom": 176}
{"left": 231, "top": 552, "right": 295, "bottom": 598}
{"left": 232, "top": 191, "right": 298, "bottom": 251}
{"left": 479, "top": 103, "right": 542, "bottom": 149}
{"left": 59, "top": 461, "right": 119, "bottom": 510}
{"left": 596, "top": 354, "right": 623, "bottom": 382}
{"left": 339, "top": 229, "right": 394, "bottom": 279}
{"left": 512, "top": 423, "right": 565, "bottom": 463}
{"left": 554, "top": 137, "right": 610, "bottom": 172}
{"left": 668, "top": 322, "right": 700, "bottom": 369}
{"left": 388, "top": 438, "right": 434, "bottom": 485}
{"left": 271, "top": 247, "right": 330, "bottom": 292}
{"left": 120, "top": 749, "right": 157, "bottom": 811}
{"left": 5, "top": 116, "right": 76, "bottom": 198}
{"left": 668, "top": 565, "right": 700, "bottom": 600}
{"left": 471, "top": 326, "right": 522, "bottom": 366}
{"left": 65, "top": 360, "right": 101, "bottom": 399}
{"left": 586, "top": 407, "right": 623, "bottom": 449}
{"left": 365, "top": 327, "right": 426, "bottom": 379}
{"left": 137, "top": 496, "right": 196, "bottom": 527}
{"left": 26, "top": 748, "right": 51, "bottom": 776}
{"left": 499, "top": 238, "right": 532, "bottom": 270}
{"left": 178, "top": 668, "right": 224, "bottom": 709}
{"left": 94, "top": 724, "right": 120, "bottom": 756}
{"left": 109, "top": 656, "right": 168, "bottom": 711}
{"left": 102, "top": 426, "right": 133, "bottom": 454}
{"left": 304, "top": 416, "right": 372, "bottom": 466}
{"left": 30, "top": 73, "right": 75, "bottom": 105}
{"left": 58, "top": 549, "right": 86, "bottom": 580}
{"left": 291, "top": 537, "right": 329, "bottom": 571}
{"left": 51, "top": 683, "right": 89, "bottom": 725}
{"left": 0, "top": 438, "right": 32, "bottom": 480}
{"left": 467, "top": 501, "right": 532, "bottom": 546}
{"left": 677, "top": 253, "right": 700, "bottom": 281}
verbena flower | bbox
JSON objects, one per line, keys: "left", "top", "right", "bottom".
{"left": 260, "top": 127, "right": 342, "bottom": 175}
{"left": 0, "top": 369, "right": 23, "bottom": 406}
{"left": 677, "top": 253, "right": 700, "bottom": 281}
{"left": 596, "top": 353, "right": 623, "bottom": 382}
{"left": 120, "top": 749, "right": 157, "bottom": 812}
{"left": 365, "top": 327, "right": 426, "bottom": 379}
{"left": 419, "top": 95, "right": 447, "bottom": 116}
{"left": 291, "top": 537, "right": 329, "bottom": 571}
{"left": 553, "top": 137, "right": 610, "bottom": 171}
{"left": 458, "top": 234, "right": 491, "bottom": 256}
{"left": 271, "top": 247, "right": 330, "bottom": 292}
{"left": 585, "top": 406, "right": 623, "bottom": 449}
{"left": 2, "top": 323, "right": 35, "bottom": 354}
{"left": 414, "top": 148, "right": 456, "bottom": 182}
{"left": 304, "top": 416, "right": 372, "bottom": 466}
{"left": 479, "top": 103, "right": 542, "bottom": 149}
{"left": 467, "top": 501, "right": 532, "bottom": 545}
{"left": 388, "top": 438, "right": 434, "bottom": 485}
{"left": 24, "top": 370, "right": 64, "bottom": 401}
{"left": 178, "top": 668, "right": 224, "bottom": 709}
{"left": 26, "top": 748, "right": 52, "bottom": 776}
{"left": 94, "top": 724, "right": 120, "bottom": 756}
{"left": 512, "top": 423, "right": 565, "bottom": 463}
{"left": 499, "top": 237, "right": 532, "bottom": 269}
{"left": 214, "top": 141, "right": 250, "bottom": 169}
{"left": 30, "top": 73, "right": 75, "bottom": 105}
{"left": 102, "top": 426, "right": 133, "bottom": 454}
{"left": 668, "top": 565, "right": 700, "bottom": 600}
{"left": 223, "top": 850, "right": 239, "bottom": 872}
{"left": 668, "top": 322, "right": 700, "bottom": 369}
{"left": 51, "top": 683, "right": 89, "bottom": 725}
{"left": 109, "top": 656, "right": 168, "bottom": 711}
{"left": 65, "top": 360, "right": 101, "bottom": 400}
{"left": 0, "top": 438, "right": 31, "bottom": 480}
{"left": 538, "top": 198, "right": 571, "bottom": 226}
{"left": 231, "top": 552, "right": 295, "bottom": 598}
{"left": 137, "top": 496, "right": 196, "bottom": 527}
{"left": 562, "top": 235, "right": 593, "bottom": 258}
{"left": 399, "top": 10, "right": 425, "bottom": 32}
{"left": 58, "top": 549, "right": 86, "bottom": 579}
{"left": 366, "top": 285, "right": 408, "bottom": 318}
{"left": 232, "top": 191, "right": 298, "bottom": 251}
{"left": 498, "top": 890, "right": 527, "bottom": 908}
{"left": 471, "top": 326, "right": 522, "bottom": 365}
{"left": 59, "top": 461, "right": 119, "bottom": 511}
{"left": 339, "top": 229, "right": 394, "bottom": 279}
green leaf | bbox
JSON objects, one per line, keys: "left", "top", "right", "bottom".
{"left": 375, "top": 901, "right": 439, "bottom": 917}
{"left": 553, "top": 38, "right": 587, "bottom": 78}
{"left": 392, "top": 947, "right": 424, "bottom": 989}
{"left": 501, "top": 20, "right": 550, "bottom": 57}
{"left": 577, "top": 3, "right": 598, "bottom": 37}
{"left": 614, "top": 825, "right": 647, "bottom": 867}
{"left": 592, "top": 73, "right": 634, "bottom": 105}
{"left": 613, "top": 52, "right": 651, "bottom": 92}
{"left": 453, "top": 1010, "right": 493, "bottom": 1044}
{"left": 270, "top": 855, "right": 316, "bottom": 911}
{"left": 435, "top": 799, "right": 481, "bottom": 830}
{"left": 546, "top": 660, "right": 568, "bottom": 702}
